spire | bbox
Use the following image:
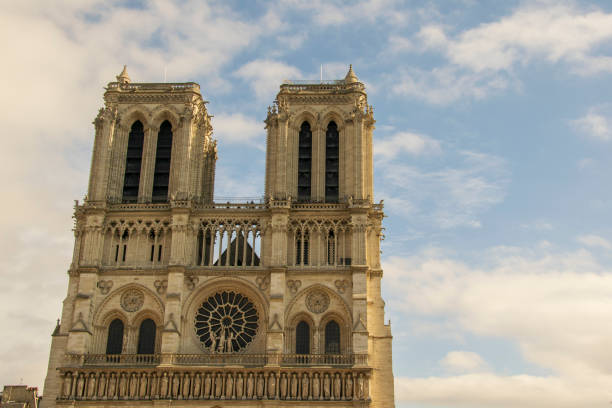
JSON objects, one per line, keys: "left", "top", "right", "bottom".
{"left": 344, "top": 64, "right": 359, "bottom": 84}
{"left": 116, "top": 65, "right": 131, "bottom": 84}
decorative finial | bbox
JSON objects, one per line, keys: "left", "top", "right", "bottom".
{"left": 345, "top": 64, "right": 359, "bottom": 84}
{"left": 116, "top": 65, "right": 131, "bottom": 84}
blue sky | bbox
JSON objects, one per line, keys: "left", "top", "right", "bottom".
{"left": 1, "top": 1, "right": 612, "bottom": 406}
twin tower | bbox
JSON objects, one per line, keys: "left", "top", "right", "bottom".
{"left": 41, "top": 66, "right": 395, "bottom": 408}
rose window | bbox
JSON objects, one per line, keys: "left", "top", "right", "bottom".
{"left": 194, "top": 291, "right": 259, "bottom": 352}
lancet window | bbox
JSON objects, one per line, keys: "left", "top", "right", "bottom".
{"left": 137, "top": 319, "right": 156, "bottom": 355}
{"left": 295, "top": 321, "right": 310, "bottom": 355}
{"left": 152, "top": 120, "right": 173, "bottom": 202}
{"left": 324, "top": 320, "right": 340, "bottom": 354}
{"left": 295, "top": 229, "right": 309, "bottom": 266}
{"left": 297, "top": 121, "right": 312, "bottom": 201}
{"left": 106, "top": 319, "right": 124, "bottom": 355}
{"left": 325, "top": 121, "right": 339, "bottom": 202}
{"left": 122, "top": 120, "right": 144, "bottom": 203}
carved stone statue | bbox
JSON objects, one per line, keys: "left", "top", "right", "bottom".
{"left": 246, "top": 372, "right": 254, "bottom": 398}
{"left": 267, "top": 373, "right": 276, "bottom": 399}
{"left": 226, "top": 332, "right": 233, "bottom": 353}
{"left": 97, "top": 373, "right": 106, "bottom": 399}
{"left": 76, "top": 373, "right": 85, "bottom": 398}
{"left": 108, "top": 373, "right": 117, "bottom": 399}
{"left": 63, "top": 373, "right": 73, "bottom": 398}
{"left": 129, "top": 373, "right": 137, "bottom": 399}
{"left": 182, "top": 373, "right": 191, "bottom": 399}
{"left": 301, "top": 373, "right": 309, "bottom": 400}
{"left": 150, "top": 373, "right": 158, "bottom": 399}
{"left": 236, "top": 373, "right": 244, "bottom": 399}
{"left": 87, "top": 373, "right": 97, "bottom": 398}
{"left": 323, "top": 373, "right": 331, "bottom": 399}
{"left": 218, "top": 330, "right": 226, "bottom": 353}
{"left": 193, "top": 373, "right": 201, "bottom": 398}
{"left": 333, "top": 373, "right": 341, "bottom": 400}
{"left": 215, "top": 373, "right": 223, "bottom": 398}
{"left": 345, "top": 374, "right": 353, "bottom": 400}
{"left": 139, "top": 373, "right": 147, "bottom": 399}
{"left": 171, "top": 373, "right": 180, "bottom": 399}
{"left": 160, "top": 373, "right": 169, "bottom": 399}
{"left": 279, "top": 373, "right": 287, "bottom": 399}
{"left": 357, "top": 373, "right": 364, "bottom": 399}
{"left": 204, "top": 373, "right": 211, "bottom": 398}
{"left": 118, "top": 373, "right": 127, "bottom": 399}
{"left": 225, "top": 373, "right": 234, "bottom": 399}
{"left": 290, "top": 373, "right": 298, "bottom": 399}
{"left": 312, "top": 373, "right": 320, "bottom": 400}
{"left": 256, "top": 373, "right": 264, "bottom": 398}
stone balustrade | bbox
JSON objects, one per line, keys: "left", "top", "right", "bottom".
{"left": 63, "top": 353, "right": 367, "bottom": 368}
{"left": 57, "top": 367, "right": 370, "bottom": 402}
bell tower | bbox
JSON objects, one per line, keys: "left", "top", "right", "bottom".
{"left": 41, "top": 66, "right": 394, "bottom": 408}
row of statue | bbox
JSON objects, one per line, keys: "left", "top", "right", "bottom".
{"left": 59, "top": 370, "right": 368, "bottom": 401}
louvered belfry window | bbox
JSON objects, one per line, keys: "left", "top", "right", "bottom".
{"left": 297, "top": 121, "right": 312, "bottom": 201}
{"left": 122, "top": 121, "right": 144, "bottom": 202}
{"left": 152, "top": 120, "right": 173, "bottom": 202}
{"left": 325, "top": 121, "right": 339, "bottom": 202}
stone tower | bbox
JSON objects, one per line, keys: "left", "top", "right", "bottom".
{"left": 41, "top": 66, "right": 394, "bottom": 408}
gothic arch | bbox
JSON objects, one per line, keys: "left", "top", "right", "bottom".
{"left": 284, "top": 283, "right": 352, "bottom": 329}
{"left": 151, "top": 107, "right": 181, "bottom": 130}
{"left": 92, "top": 283, "right": 164, "bottom": 327}
{"left": 319, "top": 311, "right": 350, "bottom": 354}
{"left": 119, "top": 107, "right": 151, "bottom": 130}
{"left": 319, "top": 108, "right": 345, "bottom": 132}
{"left": 291, "top": 110, "right": 318, "bottom": 131}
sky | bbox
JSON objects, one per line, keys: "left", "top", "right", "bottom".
{"left": 1, "top": 0, "right": 612, "bottom": 407}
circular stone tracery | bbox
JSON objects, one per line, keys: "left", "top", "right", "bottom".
{"left": 194, "top": 291, "right": 259, "bottom": 352}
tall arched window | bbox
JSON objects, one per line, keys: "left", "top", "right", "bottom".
{"left": 324, "top": 320, "right": 340, "bottom": 354}
{"left": 137, "top": 319, "right": 156, "bottom": 355}
{"left": 325, "top": 121, "right": 339, "bottom": 202}
{"left": 106, "top": 319, "right": 124, "bottom": 355}
{"left": 297, "top": 121, "right": 312, "bottom": 201}
{"left": 295, "top": 229, "right": 309, "bottom": 266}
{"left": 152, "top": 120, "right": 173, "bottom": 202}
{"left": 327, "top": 230, "right": 336, "bottom": 265}
{"left": 122, "top": 120, "right": 145, "bottom": 203}
{"left": 296, "top": 321, "right": 310, "bottom": 355}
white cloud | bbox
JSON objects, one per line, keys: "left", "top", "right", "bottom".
{"left": 577, "top": 234, "right": 612, "bottom": 250}
{"left": 439, "top": 351, "right": 487, "bottom": 374}
{"left": 374, "top": 132, "right": 441, "bottom": 159}
{"left": 379, "top": 150, "right": 508, "bottom": 228}
{"left": 212, "top": 113, "right": 265, "bottom": 148}
{"left": 383, "top": 244, "right": 612, "bottom": 406}
{"left": 234, "top": 59, "right": 302, "bottom": 101}
{"left": 425, "top": 4, "right": 612, "bottom": 74}
{"left": 394, "top": 66, "right": 512, "bottom": 105}
{"left": 394, "top": 3, "right": 612, "bottom": 103}
{"left": 396, "top": 373, "right": 611, "bottom": 408}
{"left": 572, "top": 111, "right": 612, "bottom": 141}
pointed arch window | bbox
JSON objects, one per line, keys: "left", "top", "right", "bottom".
{"left": 296, "top": 321, "right": 310, "bottom": 355}
{"left": 122, "top": 121, "right": 144, "bottom": 203}
{"left": 295, "top": 229, "right": 309, "bottom": 266}
{"left": 152, "top": 120, "right": 173, "bottom": 202}
{"left": 325, "top": 121, "right": 339, "bottom": 202}
{"left": 324, "top": 320, "right": 340, "bottom": 354}
{"left": 137, "top": 319, "right": 156, "bottom": 355}
{"left": 297, "top": 121, "right": 312, "bottom": 201}
{"left": 106, "top": 319, "right": 124, "bottom": 355}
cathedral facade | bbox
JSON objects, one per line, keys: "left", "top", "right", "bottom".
{"left": 41, "top": 66, "right": 394, "bottom": 408}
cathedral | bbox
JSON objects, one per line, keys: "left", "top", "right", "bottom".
{"left": 40, "top": 65, "right": 395, "bottom": 408}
